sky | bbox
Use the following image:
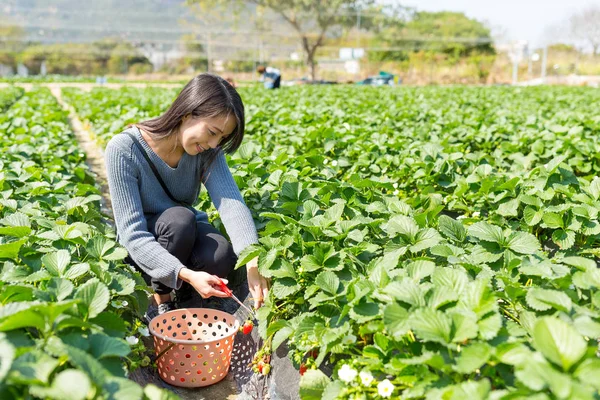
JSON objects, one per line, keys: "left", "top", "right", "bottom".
{"left": 400, "top": 0, "right": 600, "bottom": 47}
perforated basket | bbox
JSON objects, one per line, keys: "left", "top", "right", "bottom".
{"left": 149, "top": 308, "right": 240, "bottom": 387}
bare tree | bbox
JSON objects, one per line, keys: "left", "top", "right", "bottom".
{"left": 187, "top": 0, "right": 372, "bottom": 80}
{"left": 570, "top": 6, "right": 600, "bottom": 56}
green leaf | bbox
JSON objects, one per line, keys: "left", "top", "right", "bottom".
{"left": 543, "top": 212, "right": 564, "bottom": 229}
{"left": 438, "top": 215, "right": 466, "bottom": 242}
{"left": 271, "top": 278, "right": 300, "bottom": 299}
{"left": 468, "top": 222, "right": 503, "bottom": 244}
{"left": 552, "top": 229, "right": 576, "bottom": 250}
{"left": 89, "top": 312, "right": 128, "bottom": 338}
{"left": 450, "top": 312, "right": 479, "bottom": 343}
{"left": 498, "top": 198, "right": 519, "bottom": 217}
{"left": 0, "top": 239, "right": 27, "bottom": 259}
{"left": 561, "top": 256, "right": 595, "bottom": 272}
{"left": 89, "top": 334, "right": 131, "bottom": 359}
{"left": 29, "top": 369, "right": 91, "bottom": 400}
{"left": 0, "top": 336, "right": 15, "bottom": 381}
{"left": 432, "top": 268, "right": 468, "bottom": 295}
{"left": 47, "top": 278, "right": 74, "bottom": 301}
{"left": 410, "top": 308, "right": 452, "bottom": 345}
{"left": 523, "top": 206, "right": 543, "bottom": 226}
{"left": 350, "top": 300, "right": 380, "bottom": 324}
{"left": 454, "top": 342, "right": 492, "bottom": 373}
{"left": 103, "top": 376, "right": 143, "bottom": 400}
{"left": 143, "top": 384, "right": 180, "bottom": 400}
{"left": 526, "top": 288, "right": 572, "bottom": 312}
{"left": 0, "top": 226, "right": 31, "bottom": 238}
{"left": 573, "top": 316, "right": 600, "bottom": 338}
{"left": 74, "top": 279, "right": 110, "bottom": 319}
{"left": 299, "top": 369, "right": 330, "bottom": 400}
{"left": 10, "top": 350, "right": 59, "bottom": 385}
{"left": 506, "top": 232, "right": 539, "bottom": 254}
{"left": 410, "top": 228, "right": 442, "bottom": 253}
{"left": 574, "top": 359, "right": 600, "bottom": 390}
{"left": 235, "top": 244, "right": 262, "bottom": 269}
{"left": 42, "top": 250, "right": 71, "bottom": 277}
{"left": 383, "top": 215, "right": 419, "bottom": 239}
{"left": 385, "top": 279, "right": 427, "bottom": 307}
{"left": 383, "top": 303, "right": 410, "bottom": 340}
{"left": 315, "top": 271, "right": 340, "bottom": 295}
{"left": 109, "top": 273, "right": 135, "bottom": 296}
{"left": 533, "top": 317, "right": 587, "bottom": 371}
{"left": 407, "top": 259, "right": 436, "bottom": 281}
{"left": 428, "top": 286, "right": 459, "bottom": 309}
{"left": 63, "top": 263, "right": 90, "bottom": 280}
{"left": 478, "top": 313, "right": 502, "bottom": 340}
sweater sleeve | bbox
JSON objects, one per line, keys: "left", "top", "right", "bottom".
{"left": 105, "top": 135, "right": 186, "bottom": 289}
{"left": 203, "top": 150, "right": 259, "bottom": 256}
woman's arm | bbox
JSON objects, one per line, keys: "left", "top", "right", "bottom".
{"left": 203, "top": 150, "right": 269, "bottom": 307}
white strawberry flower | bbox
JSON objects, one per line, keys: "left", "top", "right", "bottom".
{"left": 359, "top": 370, "right": 374, "bottom": 386}
{"left": 472, "top": 211, "right": 481, "bottom": 217}
{"left": 377, "top": 379, "right": 394, "bottom": 397}
{"left": 331, "top": 160, "right": 338, "bottom": 167}
{"left": 338, "top": 364, "right": 358, "bottom": 383}
{"left": 393, "top": 183, "right": 398, "bottom": 189}
{"left": 126, "top": 336, "right": 139, "bottom": 345}
{"left": 138, "top": 326, "right": 150, "bottom": 337}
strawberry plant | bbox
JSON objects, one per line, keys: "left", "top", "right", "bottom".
{"left": 55, "top": 85, "right": 600, "bottom": 399}
{"left": 0, "top": 88, "right": 176, "bottom": 400}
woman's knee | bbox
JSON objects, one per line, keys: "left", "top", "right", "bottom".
{"left": 192, "top": 233, "right": 237, "bottom": 277}
{"left": 152, "top": 207, "right": 196, "bottom": 238}
{"left": 150, "top": 207, "right": 197, "bottom": 261}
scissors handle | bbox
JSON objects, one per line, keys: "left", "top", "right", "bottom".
{"left": 216, "top": 277, "right": 233, "bottom": 297}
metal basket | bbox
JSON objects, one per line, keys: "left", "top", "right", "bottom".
{"left": 149, "top": 308, "right": 240, "bottom": 387}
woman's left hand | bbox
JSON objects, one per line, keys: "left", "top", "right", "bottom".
{"left": 247, "top": 256, "right": 269, "bottom": 309}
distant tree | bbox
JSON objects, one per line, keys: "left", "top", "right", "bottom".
{"left": 375, "top": 11, "right": 494, "bottom": 61}
{"left": 404, "top": 12, "right": 494, "bottom": 56}
{"left": 570, "top": 6, "right": 600, "bottom": 56}
{"left": 0, "top": 25, "right": 26, "bottom": 69}
{"left": 186, "top": 0, "right": 374, "bottom": 80}
{"left": 548, "top": 43, "right": 578, "bottom": 53}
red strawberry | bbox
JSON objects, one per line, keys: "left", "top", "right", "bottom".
{"left": 242, "top": 320, "right": 254, "bottom": 335}
{"left": 257, "top": 361, "right": 264, "bottom": 373}
{"left": 299, "top": 363, "right": 307, "bottom": 376}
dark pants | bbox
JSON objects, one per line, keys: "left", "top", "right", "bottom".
{"left": 272, "top": 75, "right": 281, "bottom": 89}
{"left": 127, "top": 206, "right": 237, "bottom": 295}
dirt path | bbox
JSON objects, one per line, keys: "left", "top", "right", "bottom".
{"left": 48, "top": 84, "right": 113, "bottom": 218}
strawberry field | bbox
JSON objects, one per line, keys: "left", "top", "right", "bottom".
{"left": 2, "top": 84, "right": 600, "bottom": 399}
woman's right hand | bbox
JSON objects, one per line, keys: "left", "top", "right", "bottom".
{"left": 179, "top": 268, "right": 229, "bottom": 298}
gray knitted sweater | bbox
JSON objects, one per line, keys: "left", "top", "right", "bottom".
{"left": 104, "top": 126, "right": 258, "bottom": 289}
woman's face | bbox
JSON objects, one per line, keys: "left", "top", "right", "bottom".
{"left": 179, "top": 113, "right": 236, "bottom": 155}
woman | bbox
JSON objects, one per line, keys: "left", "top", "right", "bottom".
{"left": 105, "top": 73, "right": 269, "bottom": 323}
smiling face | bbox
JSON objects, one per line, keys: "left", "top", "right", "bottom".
{"left": 178, "top": 113, "right": 237, "bottom": 156}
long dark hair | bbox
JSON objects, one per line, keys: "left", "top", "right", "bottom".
{"left": 136, "top": 73, "right": 245, "bottom": 182}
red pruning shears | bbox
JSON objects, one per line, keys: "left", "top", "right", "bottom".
{"left": 217, "top": 277, "right": 257, "bottom": 320}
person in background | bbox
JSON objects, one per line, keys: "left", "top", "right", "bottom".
{"left": 257, "top": 65, "right": 281, "bottom": 89}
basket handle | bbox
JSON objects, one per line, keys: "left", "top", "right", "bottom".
{"left": 154, "top": 342, "right": 175, "bottom": 361}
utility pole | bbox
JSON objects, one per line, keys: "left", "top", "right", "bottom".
{"left": 356, "top": 9, "right": 361, "bottom": 49}
{"left": 205, "top": 32, "right": 211, "bottom": 73}
{"left": 541, "top": 46, "right": 548, "bottom": 83}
